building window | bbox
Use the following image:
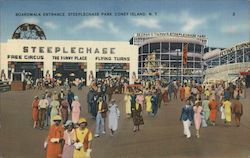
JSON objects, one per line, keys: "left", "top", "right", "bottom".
{"left": 194, "top": 57, "right": 202, "bottom": 62}
{"left": 236, "top": 50, "right": 243, "bottom": 63}
{"left": 162, "top": 42, "right": 169, "bottom": 53}
{"left": 195, "top": 62, "right": 202, "bottom": 68}
{"left": 188, "top": 43, "right": 194, "bottom": 52}
{"left": 143, "top": 44, "right": 149, "bottom": 54}
{"left": 139, "top": 47, "right": 142, "bottom": 55}
{"left": 228, "top": 53, "right": 235, "bottom": 63}
{"left": 195, "top": 44, "right": 202, "bottom": 53}
{"left": 170, "top": 55, "right": 181, "bottom": 61}
{"left": 170, "top": 43, "right": 182, "bottom": 52}
{"left": 244, "top": 49, "right": 250, "bottom": 62}
{"left": 187, "top": 62, "right": 193, "bottom": 68}
{"left": 188, "top": 56, "right": 193, "bottom": 61}
{"left": 161, "top": 54, "right": 169, "bottom": 60}
{"left": 220, "top": 55, "right": 227, "bottom": 65}
{"left": 150, "top": 42, "right": 160, "bottom": 53}
{"left": 138, "top": 62, "right": 143, "bottom": 67}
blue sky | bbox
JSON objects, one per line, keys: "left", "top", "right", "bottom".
{"left": 0, "top": 0, "right": 249, "bottom": 48}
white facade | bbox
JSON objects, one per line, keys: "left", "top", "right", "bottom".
{"left": 0, "top": 40, "right": 138, "bottom": 85}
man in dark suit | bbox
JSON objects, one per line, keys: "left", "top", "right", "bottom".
{"left": 180, "top": 99, "right": 194, "bottom": 138}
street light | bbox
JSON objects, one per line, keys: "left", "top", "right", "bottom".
{"left": 175, "top": 49, "right": 181, "bottom": 81}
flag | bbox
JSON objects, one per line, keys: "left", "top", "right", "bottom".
{"left": 183, "top": 43, "right": 188, "bottom": 65}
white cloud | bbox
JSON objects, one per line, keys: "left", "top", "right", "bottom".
{"left": 221, "top": 24, "right": 249, "bottom": 34}
{"left": 131, "top": 18, "right": 161, "bottom": 29}
{"left": 179, "top": 11, "right": 207, "bottom": 32}
{"left": 181, "top": 18, "right": 206, "bottom": 32}
{"left": 74, "top": 17, "right": 104, "bottom": 30}
{"left": 108, "top": 22, "right": 119, "bottom": 34}
{"left": 21, "top": 17, "right": 39, "bottom": 24}
{"left": 162, "top": 11, "right": 207, "bottom": 33}
{"left": 43, "top": 21, "right": 58, "bottom": 30}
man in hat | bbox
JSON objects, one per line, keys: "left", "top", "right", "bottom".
{"left": 67, "top": 89, "right": 75, "bottom": 112}
{"left": 58, "top": 89, "right": 65, "bottom": 104}
{"left": 94, "top": 97, "right": 108, "bottom": 137}
{"left": 180, "top": 99, "right": 193, "bottom": 138}
{"left": 74, "top": 118, "right": 93, "bottom": 158}
{"left": 45, "top": 115, "right": 64, "bottom": 158}
{"left": 151, "top": 89, "right": 158, "bottom": 117}
{"left": 233, "top": 95, "right": 243, "bottom": 127}
{"left": 87, "top": 88, "right": 94, "bottom": 114}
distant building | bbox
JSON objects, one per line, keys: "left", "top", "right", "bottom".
{"left": 203, "top": 41, "right": 250, "bottom": 82}
{"left": 136, "top": 36, "right": 205, "bottom": 83}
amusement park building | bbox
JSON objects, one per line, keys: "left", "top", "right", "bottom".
{"left": 130, "top": 33, "right": 207, "bottom": 83}
{"left": 0, "top": 23, "right": 249, "bottom": 85}
{"left": 203, "top": 41, "right": 250, "bottom": 82}
{"left": 0, "top": 40, "right": 138, "bottom": 86}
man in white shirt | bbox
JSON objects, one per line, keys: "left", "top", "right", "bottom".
{"left": 38, "top": 95, "right": 49, "bottom": 129}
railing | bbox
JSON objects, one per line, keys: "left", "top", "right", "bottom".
{"left": 205, "top": 62, "right": 250, "bottom": 74}
{"left": 204, "top": 62, "right": 250, "bottom": 82}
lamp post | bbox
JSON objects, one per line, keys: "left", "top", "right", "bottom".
{"left": 175, "top": 49, "right": 181, "bottom": 82}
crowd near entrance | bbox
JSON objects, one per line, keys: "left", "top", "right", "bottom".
{"left": 8, "top": 61, "right": 43, "bottom": 81}
{"left": 95, "top": 63, "right": 129, "bottom": 79}
{"left": 53, "top": 62, "right": 87, "bottom": 86}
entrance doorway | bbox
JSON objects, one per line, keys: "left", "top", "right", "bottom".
{"left": 96, "top": 63, "right": 129, "bottom": 79}
{"left": 53, "top": 62, "right": 87, "bottom": 86}
{"left": 8, "top": 62, "right": 44, "bottom": 81}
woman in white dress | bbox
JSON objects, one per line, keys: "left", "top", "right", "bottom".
{"left": 50, "top": 96, "right": 60, "bottom": 125}
{"left": 108, "top": 99, "right": 120, "bottom": 136}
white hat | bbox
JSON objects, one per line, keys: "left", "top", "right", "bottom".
{"left": 74, "top": 96, "right": 79, "bottom": 101}
{"left": 64, "top": 120, "right": 73, "bottom": 127}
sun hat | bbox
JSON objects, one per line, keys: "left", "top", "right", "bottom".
{"left": 78, "top": 118, "right": 87, "bottom": 124}
{"left": 64, "top": 120, "right": 73, "bottom": 127}
{"left": 53, "top": 115, "right": 62, "bottom": 121}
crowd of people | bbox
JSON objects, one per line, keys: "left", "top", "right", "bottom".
{"left": 31, "top": 78, "right": 123, "bottom": 158}
{"left": 179, "top": 78, "right": 245, "bottom": 139}
{"left": 31, "top": 76, "right": 246, "bottom": 158}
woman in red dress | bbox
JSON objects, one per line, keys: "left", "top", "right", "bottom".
{"left": 45, "top": 115, "right": 64, "bottom": 158}
{"left": 180, "top": 85, "right": 185, "bottom": 101}
{"left": 209, "top": 98, "right": 218, "bottom": 126}
{"left": 32, "top": 96, "right": 39, "bottom": 128}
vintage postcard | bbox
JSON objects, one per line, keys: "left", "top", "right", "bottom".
{"left": 0, "top": 0, "right": 249, "bottom": 158}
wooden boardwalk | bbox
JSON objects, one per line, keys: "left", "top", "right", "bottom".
{"left": 0, "top": 87, "right": 249, "bottom": 158}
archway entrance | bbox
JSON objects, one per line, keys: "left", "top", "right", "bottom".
{"left": 53, "top": 62, "right": 87, "bottom": 86}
